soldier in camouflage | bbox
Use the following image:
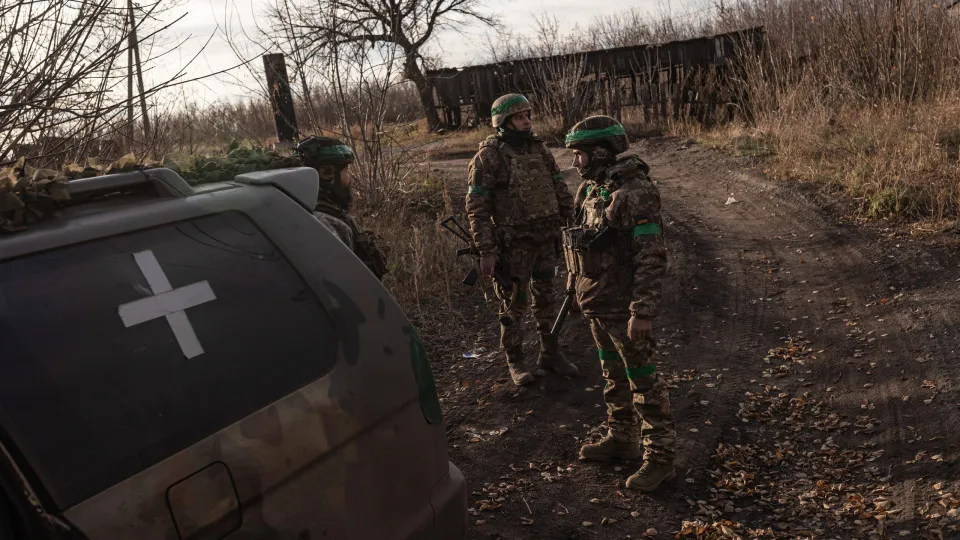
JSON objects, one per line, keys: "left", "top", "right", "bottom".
{"left": 297, "top": 135, "right": 388, "bottom": 280}
{"left": 562, "top": 115, "right": 677, "bottom": 492}
{"left": 465, "top": 93, "right": 580, "bottom": 386}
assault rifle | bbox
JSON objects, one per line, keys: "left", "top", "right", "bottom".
{"left": 551, "top": 225, "right": 612, "bottom": 335}
{"left": 439, "top": 215, "right": 514, "bottom": 297}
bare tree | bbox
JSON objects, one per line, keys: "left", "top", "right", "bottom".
{"left": 480, "top": 14, "right": 598, "bottom": 136}
{"left": 268, "top": 0, "right": 498, "bottom": 131}
{"left": 0, "top": 0, "right": 219, "bottom": 166}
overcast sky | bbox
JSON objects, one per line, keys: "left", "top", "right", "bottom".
{"left": 151, "top": 0, "right": 708, "bottom": 105}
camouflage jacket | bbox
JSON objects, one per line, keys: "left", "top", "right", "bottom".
{"left": 314, "top": 209, "right": 355, "bottom": 250}
{"left": 314, "top": 197, "right": 389, "bottom": 281}
{"left": 465, "top": 135, "right": 575, "bottom": 256}
{"left": 567, "top": 154, "right": 666, "bottom": 320}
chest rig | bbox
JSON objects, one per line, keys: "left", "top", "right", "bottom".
{"left": 562, "top": 182, "right": 615, "bottom": 276}
{"left": 481, "top": 137, "right": 560, "bottom": 228}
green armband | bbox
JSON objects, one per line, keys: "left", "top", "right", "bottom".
{"left": 631, "top": 223, "right": 662, "bottom": 237}
{"left": 469, "top": 185, "right": 492, "bottom": 197}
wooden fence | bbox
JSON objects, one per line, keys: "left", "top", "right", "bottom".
{"left": 426, "top": 27, "right": 764, "bottom": 130}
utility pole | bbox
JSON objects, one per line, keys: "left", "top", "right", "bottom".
{"left": 127, "top": 0, "right": 151, "bottom": 146}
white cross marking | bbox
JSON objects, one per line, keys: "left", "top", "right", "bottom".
{"left": 117, "top": 249, "right": 216, "bottom": 359}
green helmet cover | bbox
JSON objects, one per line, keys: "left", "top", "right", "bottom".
{"left": 564, "top": 116, "right": 630, "bottom": 154}
{"left": 490, "top": 94, "right": 532, "bottom": 128}
{"left": 296, "top": 136, "right": 356, "bottom": 167}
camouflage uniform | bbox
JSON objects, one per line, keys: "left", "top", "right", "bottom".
{"left": 296, "top": 136, "right": 388, "bottom": 280}
{"left": 562, "top": 116, "right": 676, "bottom": 491}
{"left": 465, "top": 94, "right": 578, "bottom": 385}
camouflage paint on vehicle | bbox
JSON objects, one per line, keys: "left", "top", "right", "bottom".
{"left": 0, "top": 168, "right": 464, "bottom": 539}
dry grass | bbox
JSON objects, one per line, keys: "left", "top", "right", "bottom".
{"left": 353, "top": 164, "right": 470, "bottom": 328}
{"left": 424, "top": 127, "right": 494, "bottom": 160}
{"left": 680, "top": 100, "right": 960, "bottom": 221}
{"left": 664, "top": 0, "right": 960, "bottom": 223}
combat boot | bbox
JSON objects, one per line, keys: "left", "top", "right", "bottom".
{"left": 625, "top": 460, "right": 676, "bottom": 492}
{"left": 505, "top": 348, "right": 535, "bottom": 386}
{"left": 578, "top": 434, "right": 642, "bottom": 462}
{"left": 536, "top": 333, "right": 579, "bottom": 376}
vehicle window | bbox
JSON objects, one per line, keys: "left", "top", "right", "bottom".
{"left": 0, "top": 487, "right": 23, "bottom": 540}
{"left": 0, "top": 211, "right": 339, "bottom": 510}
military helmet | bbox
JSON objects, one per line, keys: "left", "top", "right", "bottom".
{"left": 564, "top": 115, "right": 630, "bottom": 154}
{"left": 490, "top": 94, "right": 532, "bottom": 128}
{"left": 296, "top": 135, "right": 356, "bottom": 167}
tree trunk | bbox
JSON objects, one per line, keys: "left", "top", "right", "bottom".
{"left": 404, "top": 57, "right": 440, "bottom": 131}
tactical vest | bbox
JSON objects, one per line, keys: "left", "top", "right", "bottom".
{"left": 315, "top": 200, "right": 389, "bottom": 280}
{"left": 562, "top": 158, "right": 656, "bottom": 276}
{"left": 562, "top": 193, "right": 622, "bottom": 277}
{"left": 480, "top": 137, "right": 561, "bottom": 228}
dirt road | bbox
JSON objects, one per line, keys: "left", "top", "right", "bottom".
{"left": 427, "top": 138, "right": 960, "bottom": 539}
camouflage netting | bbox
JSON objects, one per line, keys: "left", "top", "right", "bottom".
{"left": 1, "top": 140, "right": 303, "bottom": 234}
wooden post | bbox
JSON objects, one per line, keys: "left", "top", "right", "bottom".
{"left": 263, "top": 53, "right": 299, "bottom": 149}
{"left": 670, "top": 65, "right": 683, "bottom": 121}
{"left": 659, "top": 69, "right": 668, "bottom": 121}
{"left": 640, "top": 74, "right": 649, "bottom": 124}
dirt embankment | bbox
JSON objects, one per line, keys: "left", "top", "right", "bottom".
{"left": 426, "top": 138, "right": 960, "bottom": 540}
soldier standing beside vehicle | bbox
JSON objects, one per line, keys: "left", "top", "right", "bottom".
{"left": 561, "top": 115, "right": 677, "bottom": 492}
{"left": 297, "top": 135, "right": 388, "bottom": 281}
{"left": 465, "top": 93, "right": 579, "bottom": 386}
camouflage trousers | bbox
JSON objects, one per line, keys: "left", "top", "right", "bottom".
{"left": 492, "top": 238, "right": 560, "bottom": 358}
{"left": 589, "top": 317, "right": 676, "bottom": 464}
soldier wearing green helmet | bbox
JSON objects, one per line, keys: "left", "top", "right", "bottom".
{"left": 297, "top": 135, "right": 388, "bottom": 280}
{"left": 464, "top": 93, "right": 579, "bottom": 386}
{"left": 561, "top": 115, "right": 676, "bottom": 492}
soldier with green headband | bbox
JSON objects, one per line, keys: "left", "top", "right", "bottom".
{"left": 562, "top": 115, "right": 676, "bottom": 492}
{"left": 297, "top": 135, "right": 388, "bottom": 280}
{"left": 465, "top": 93, "right": 579, "bottom": 386}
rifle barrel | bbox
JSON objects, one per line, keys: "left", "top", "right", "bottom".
{"left": 551, "top": 290, "right": 575, "bottom": 335}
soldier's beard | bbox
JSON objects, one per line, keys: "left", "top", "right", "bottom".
{"left": 330, "top": 179, "right": 353, "bottom": 209}
{"left": 318, "top": 176, "right": 353, "bottom": 210}
{"left": 577, "top": 146, "right": 615, "bottom": 180}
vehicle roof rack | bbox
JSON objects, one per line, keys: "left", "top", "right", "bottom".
{"left": 66, "top": 168, "right": 194, "bottom": 199}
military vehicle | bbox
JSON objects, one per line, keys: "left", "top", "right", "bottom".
{"left": 0, "top": 167, "right": 466, "bottom": 539}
